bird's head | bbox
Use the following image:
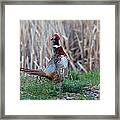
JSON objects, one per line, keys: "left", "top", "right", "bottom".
{"left": 50, "top": 33, "right": 61, "bottom": 46}
{"left": 50, "top": 33, "right": 63, "bottom": 54}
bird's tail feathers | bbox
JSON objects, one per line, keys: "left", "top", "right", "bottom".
{"left": 20, "top": 68, "right": 47, "bottom": 77}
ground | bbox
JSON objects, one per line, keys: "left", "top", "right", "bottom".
{"left": 20, "top": 69, "right": 100, "bottom": 100}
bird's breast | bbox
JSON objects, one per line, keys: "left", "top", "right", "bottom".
{"left": 59, "top": 55, "right": 68, "bottom": 68}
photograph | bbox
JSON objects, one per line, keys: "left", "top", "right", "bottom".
{"left": 20, "top": 20, "right": 100, "bottom": 100}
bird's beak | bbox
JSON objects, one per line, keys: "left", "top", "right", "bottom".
{"left": 51, "top": 37, "right": 54, "bottom": 41}
{"left": 51, "top": 35, "right": 56, "bottom": 41}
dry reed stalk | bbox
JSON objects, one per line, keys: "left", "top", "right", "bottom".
{"left": 20, "top": 20, "right": 100, "bottom": 72}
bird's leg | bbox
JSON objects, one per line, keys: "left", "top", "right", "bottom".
{"left": 58, "top": 82, "right": 63, "bottom": 99}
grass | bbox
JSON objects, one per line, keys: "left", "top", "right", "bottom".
{"left": 20, "top": 69, "right": 100, "bottom": 100}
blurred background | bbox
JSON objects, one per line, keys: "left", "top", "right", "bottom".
{"left": 20, "top": 20, "right": 100, "bottom": 72}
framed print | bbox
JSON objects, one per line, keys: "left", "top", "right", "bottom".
{"left": 0, "top": 0, "right": 120, "bottom": 119}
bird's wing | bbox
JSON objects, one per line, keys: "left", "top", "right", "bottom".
{"left": 46, "top": 57, "right": 56, "bottom": 73}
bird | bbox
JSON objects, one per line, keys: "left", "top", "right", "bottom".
{"left": 20, "top": 33, "right": 68, "bottom": 83}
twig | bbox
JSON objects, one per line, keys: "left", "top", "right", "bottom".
{"left": 77, "top": 60, "right": 87, "bottom": 73}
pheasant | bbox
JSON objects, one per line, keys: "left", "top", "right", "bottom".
{"left": 20, "top": 33, "right": 68, "bottom": 83}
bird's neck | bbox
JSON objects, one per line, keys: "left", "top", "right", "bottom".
{"left": 53, "top": 45, "right": 61, "bottom": 48}
{"left": 53, "top": 46, "right": 66, "bottom": 56}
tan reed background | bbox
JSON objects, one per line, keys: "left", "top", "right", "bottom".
{"left": 20, "top": 20, "right": 100, "bottom": 72}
